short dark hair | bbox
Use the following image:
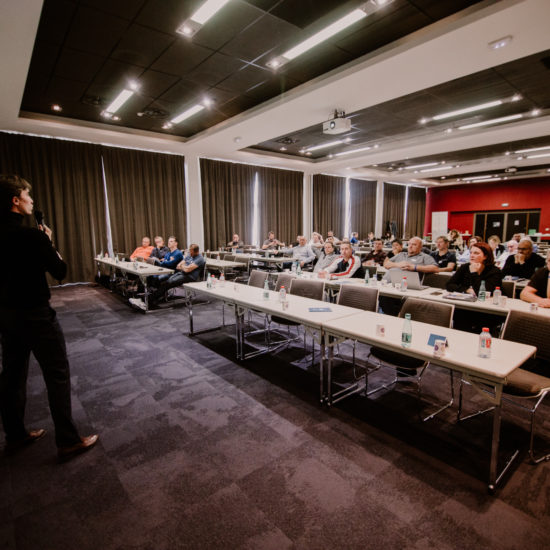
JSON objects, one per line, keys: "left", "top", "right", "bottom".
{"left": 168, "top": 235, "right": 178, "bottom": 243}
{"left": 391, "top": 238, "right": 403, "bottom": 246}
{"left": 374, "top": 238, "right": 383, "bottom": 244}
{"left": 189, "top": 243, "right": 199, "bottom": 253}
{"left": 0, "top": 174, "right": 32, "bottom": 212}
{"left": 436, "top": 235, "right": 449, "bottom": 244}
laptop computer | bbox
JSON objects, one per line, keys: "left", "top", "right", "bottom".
{"left": 389, "top": 269, "right": 428, "bottom": 290}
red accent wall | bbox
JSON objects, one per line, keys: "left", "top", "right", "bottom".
{"left": 424, "top": 177, "right": 550, "bottom": 236}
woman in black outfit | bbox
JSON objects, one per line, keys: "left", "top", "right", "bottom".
{"left": 446, "top": 241, "right": 503, "bottom": 333}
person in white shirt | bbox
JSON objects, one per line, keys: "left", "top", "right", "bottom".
{"left": 495, "top": 239, "right": 518, "bottom": 268}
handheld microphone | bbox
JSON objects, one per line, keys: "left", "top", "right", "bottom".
{"left": 34, "top": 210, "right": 44, "bottom": 229}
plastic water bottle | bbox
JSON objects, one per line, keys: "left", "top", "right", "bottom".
{"left": 478, "top": 327, "right": 492, "bottom": 358}
{"left": 492, "top": 286, "right": 502, "bottom": 305}
{"left": 211, "top": 274, "right": 217, "bottom": 287}
{"left": 364, "top": 269, "right": 370, "bottom": 285}
{"left": 206, "top": 272, "right": 212, "bottom": 288}
{"left": 219, "top": 272, "right": 225, "bottom": 287}
{"left": 279, "top": 285, "right": 287, "bottom": 303}
{"left": 263, "top": 279, "right": 270, "bottom": 300}
{"left": 291, "top": 261, "right": 297, "bottom": 273}
{"left": 296, "top": 262, "right": 302, "bottom": 276}
{"left": 402, "top": 276, "right": 408, "bottom": 292}
{"left": 401, "top": 313, "right": 412, "bottom": 348}
{"left": 478, "top": 280, "right": 486, "bottom": 302}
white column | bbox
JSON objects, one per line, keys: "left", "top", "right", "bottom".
{"left": 375, "top": 180, "right": 384, "bottom": 238}
{"left": 184, "top": 154, "right": 204, "bottom": 250}
{"left": 303, "top": 172, "right": 313, "bottom": 237}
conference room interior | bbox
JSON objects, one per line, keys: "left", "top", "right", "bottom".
{"left": 2, "top": 0, "right": 550, "bottom": 548}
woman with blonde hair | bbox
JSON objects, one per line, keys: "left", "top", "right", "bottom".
{"left": 448, "top": 229, "right": 463, "bottom": 251}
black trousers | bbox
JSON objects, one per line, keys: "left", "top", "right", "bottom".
{"left": 0, "top": 305, "right": 81, "bottom": 447}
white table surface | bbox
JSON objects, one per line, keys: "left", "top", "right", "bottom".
{"left": 96, "top": 257, "right": 174, "bottom": 276}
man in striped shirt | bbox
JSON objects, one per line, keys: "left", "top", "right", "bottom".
{"left": 320, "top": 241, "right": 360, "bottom": 279}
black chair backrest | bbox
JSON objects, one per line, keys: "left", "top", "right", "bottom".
{"left": 248, "top": 270, "right": 268, "bottom": 288}
{"left": 352, "top": 265, "right": 366, "bottom": 279}
{"left": 398, "top": 297, "right": 454, "bottom": 328}
{"left": 275, "top": 273, "right": 294, "bottom": 291}
{"left": 289, "top": 279, "right": 325, "bottom": 301}
{"left": 421, "top": 273, "right": 449, "bottom": 290}
{"left": 500, "top": 280, "right": 516, "bottom": 298}
{"left": 337, "top": 285, "right": 378, "bottom": 312}
{"left": 502, "top": 310, "right": 550, "bottom": 363}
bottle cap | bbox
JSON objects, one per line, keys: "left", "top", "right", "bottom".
{"left": 496, "top": 286, "right": 500, "bottom": 290}
{"left": 482, "top": 327, "right": 490, "bottom": 332}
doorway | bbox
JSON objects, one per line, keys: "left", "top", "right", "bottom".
{"left": 474, "top": 210, "right": 540, "bottom": 241}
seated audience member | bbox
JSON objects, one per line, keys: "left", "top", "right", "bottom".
{"left": 158, "top": 236, "right": 184, "bottom": 269}
{"left": 130, "top": 244, "right": 205, "bottom": 310}
{"left": 446, "top": 241, "right": 503, "bottom": 332}
{"left": 383, "top": 236, "right": 438, "bottom": 276}
{"left": 495, "top": 239, "right": 518, "bottom": 268}
{"left": 366, "top": 231, "right": 375, "bottom": 244}
{"left": 386, "top": 238, "right": 403, "bottom": 259}
{"left": 520, "top": 251, "right": 550, "bottom": 308}
{"left": 512, "top": 233, "right": 523, "bottom": 242}
{"left": 448, "top": 229, "right": 464, "bottom": 251}
{"left": 309, "top": 232, "right": 324, "bottom": 257}
{"left": 456, "top": 235, "right": 482, "bottom": 263}
{"left": 149, "top": 236, "right": 169, "bottom": 263}
{"left": 501, "top": 238, "right": 544, "bottom": 279}
{"left": 319, "top": 241, "right": 360, "bottom": 279}
{"left": 326, "top": 230, "right": 340, "bottom": 244}
{"left": 488, "top": 235, "right": 505, "bottom": 258}
{"left": 227, "top": 234, "right": 244, "bottom": 249}
{"left": 363, "top": 238, "right": 387, "bottom": 266}
{"left": 292, "top": 235, "right": 316, "bottom": 268}
{"left": 314, "top": 241, "right": 339, "bottom": 273}
{"left": 350, "top": 232, "right": 359, "bottom": 245}
{"left": 130, "top": 237, "right": 154, "bottom": 260}
{"left": 430, "top": 236, "right": 457, "bottom": 272}
{"left": 262, "top": 231, "right": 283, "bottom": 250}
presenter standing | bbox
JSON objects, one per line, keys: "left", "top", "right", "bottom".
{"left": 0, "top": 174, "right": 98, "bottom": 460}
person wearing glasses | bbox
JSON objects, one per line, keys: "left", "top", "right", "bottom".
{"left": 501, "top": 238, "right": 544, "bottom": 279}
{"left": 520, "top": 251, "right": 550, "bottom": 308}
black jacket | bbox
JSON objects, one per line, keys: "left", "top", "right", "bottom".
{"left": 446, "top": 263, "right": 502, "bottom": 294}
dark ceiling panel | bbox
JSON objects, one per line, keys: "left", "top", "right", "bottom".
{"left": 243, "top": 73, "right": 301, "bottom": 101}
{"left": 151, "top": 40, "right": 214, "bottom": 78}
{"left": 217, "top": 64, "right": 271, "bottom": 94}
{"left": 26, "top": 41, "right": 60, "bottom": 78}
{"left": 242, "top": 0, "right": 281, "bottom": 12}
{"left": 410, "top": 0, "right": 481, "bottom": 20}
{"left": 220, "top": 12, "right": 297, "bottom": 62}
{"left": 90, "top": 59, "right": 143, "bottom": 92}
{"left": 135, "top": 70, "right": 180, "bottom": 100}
{"left": 34, "top": 0, "right": 77, "bottom": 45}
{"left": 64, "top": 5, "right": 128, "bottom": 57}
{"left": 270, "top": 0, "right": 358, "bottom": 29}
{"left": 192, "top": 1, "right": 265, "bottom": 52}
{"left": 46, "top": 76, "right": 88, "bottom": 102}
{"left": 54, "top": 48, "right": 105, "bottom": 84}
{"left": 158, "top": 79, "right": 209, "bottom": 105}
{"left": 134, "top": 0, "right": 198, "bottom": 35}
{"left": 111, "top": 24, "right": 175, "bottom": 68}
{"left": 79, "top": 0, "right": 146, "bottom": 20}
{"left": 184, "top": 52, "right": 246, "bottom": 87}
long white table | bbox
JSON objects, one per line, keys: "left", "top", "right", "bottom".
{"left": 322, "top": 310, "right": 537, "bottom": 492}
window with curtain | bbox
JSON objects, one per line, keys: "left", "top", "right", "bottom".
{"left": 383, "top": 182, "right": 406, "bottom": 238}
{"left": 257, "top": 166, "right": 303, "bottom": 245}
{"left": 349, "top": 178, "right": 376, "bottom": 239}
{"left": 404, "top": 186, "right": 427, "bottom": 239}
{"left": 200, "top": 158, "right": 255, "bottom": 250}
{"left": 0, "top": 132, "right": 107, "bottom": 282}
{"left": 312, "top": 174, "right": 346, "bottom": 239}
{"left": 101, "top": 146, "right": 187, "bottom": 254}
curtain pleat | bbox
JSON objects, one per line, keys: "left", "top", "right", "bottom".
{"left": 383, "top": 182, "right": 406, "bottom": 238}
{"left": 312, "top": 174, "right": 346, "bottom": 239}
{"left": 349, "top": 178, "right": 376, "bottom": 238}
{"left": 404, "top": 186, "right": 427, "bottom": 238}
{"left": 0, "top": 132, "right": 106, "bottom": 282}
{"left": 258, "top": 166, "right": 303, "bottom": 245}
{"left": 200, "top": 158, "right": 255, "bottom": 250}
{"left": 101, "top": 146, "right": 186, "bottom": 253}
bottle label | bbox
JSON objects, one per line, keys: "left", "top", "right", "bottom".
{"left": 401, "top": 333, "right": 412, "bottom": 345}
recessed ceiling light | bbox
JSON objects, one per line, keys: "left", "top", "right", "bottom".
{"left": 306, "top": 151, "right": 312, "bottom": 156}
{"left": 531, "top": 108, "right": 541, "bottom": 116}
{"left": 514, "top": 145, "right": 550, "bottom": 154}
{"left": 233, "top": 136, "right": 241, "bottom": 143}
{"left": 280, "top": 146, "right": 287, "bottom": 151}
{"left": 128, "top": 80, "right": 140, "bottom": 91}
{"left": 418, "top": 117, "right": 428, "bottom": 124}
{"left": 445, "top": 128, "right": 453, "bottom": 134}
{"left": 517, "top": 156, "right": 524, "bottom": 160}
{"left": 306, "top": 139, "right": 345, "bottom": 152}
{"left": 203, "top": 97, "right": 213, "bottom": 107}
{"left": 112, "top": 115, "right": 121, "bottom": 121}
{"left": 105, "top": 89, "right": 134, "bottom": 115}
{"left": 505, "top": 151, "right": 511, "bottom": 155}
{"left": 171, "top": 104, "right": 205, "bottom": 124}
{"left": 51, "top": 104, "right": 62, "bottom": 112}
{"left": 511, "top": 94, "right": 522, "bottom": 102}
{"left": 177, "top": 0, "right": 231, "bottom": 36}
{"left": 162, "top": 122, "right": 173, "bottom": 130}
{"left": 488, "top": 35, "right": 512, "bottom": 50}
{"left": 373, "top": 144, "right": 380, "bottom": 149}
{"left": 334, "top": 145, "right": 372, "bottom": 157}
{"left": 328, "top": 154, "right": 333, "bottom": 158}
{"left": 458, "top": 114, "right": 522, "bottom": 130}
{"left": 101, "top": 111, "right": 113, "bottom": 119}
{"left": 441, "top": 176, "right": 446, "bottom": 180}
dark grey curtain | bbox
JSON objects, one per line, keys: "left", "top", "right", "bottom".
{"left": 0, "top": 132, "right": 106, "bottom": 282}
{"left": 405, "top": 186, "right": 427, "bottom": 239}
{"left": 101, "top": 146, "right": 186, "bottom": 253}
{"left": 200, "top": 158, "right": 255, "bottom": 250}
{"left": 313, "top": 174, "right": 345, "bottom": 239}
{"left": 258, "top": 166, "right": 303, "bottom": 245}
{"left": 383, "top": 183, "right": 406, "bottom": 238}
{"left": 349, "top": 178, "right": 376, "bottom": 239}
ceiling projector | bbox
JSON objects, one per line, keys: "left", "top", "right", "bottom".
{"left": 323, "top": 111, "right": 351, "bottom": 135}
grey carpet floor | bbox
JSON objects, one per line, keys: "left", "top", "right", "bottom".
{"left": 2, "top": 284, "right": 550, "bottom": 550}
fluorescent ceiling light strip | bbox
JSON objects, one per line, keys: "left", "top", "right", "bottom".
{"left": 282, "top": 9, "right": 366, "bottom": 60}
{"left": 458, "top": 114, "right": 522, "bottom": 130}
{"left": 515, "top": 145, "right": 550, "bottom": 154}
{"left": 105, "top": 89, "right": 134, "bottom": 114}
{"left": 432, "top": 100, "right": 502, "bottom": 121}
{"left": 334, "top": 145, "right": 372, "bottom": 157}
{"left": 468, "top": 175, "right": 495, "bottom": 180}
{"left": 420, "top": 166, "right": 448, "bottom": 173}
{"left": 306, "top": 139, "right": 343, "bottom": 152}
{"left": 466, "top": 177, "right": 502, "bottom": 183}
{"left": 171, "top": 104, "right": 205, "bottom": 124}
{"left": 191, "top": 0, "right": 231, "bottom": 24}
{"left": 527, "top": 153, "right": 550, "bottom": 159}
{"left": 407, "top": 162, "right": 439, "bottom": 170}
